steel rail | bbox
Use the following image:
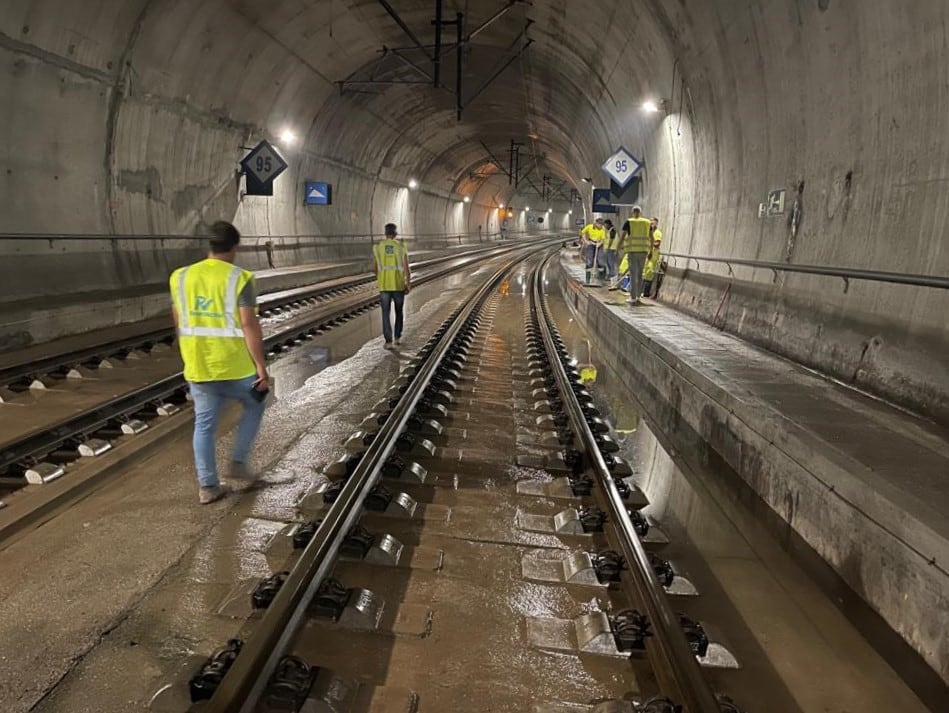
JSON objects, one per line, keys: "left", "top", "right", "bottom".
{"left": 532, "top": 253, "right": 721, "bottom": 713}
{"left": 665, "top": 252, "right": 949, "bottom": 290}
{"left": 0, "top": 240, "right": 551, "bottom": 386}
{"left": 0, "top": 241, "right": 565, "bottom": 473}
{"left": 200, "top": 246, "right": 545, "bottom": 713}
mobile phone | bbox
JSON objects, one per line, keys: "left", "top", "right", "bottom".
{"left": 250, "top": 385, "right": 270, "bottom": 403}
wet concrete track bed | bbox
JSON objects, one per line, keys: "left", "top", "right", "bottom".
{"left": 1, "top": 248, "right": 938, "bottom": 713}
{"left": 159, "top": 250, "right": 740, "bottom": 713}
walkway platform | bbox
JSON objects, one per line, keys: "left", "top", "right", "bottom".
{"left": 559, "top": 252, "right": 949, "bottom": 687}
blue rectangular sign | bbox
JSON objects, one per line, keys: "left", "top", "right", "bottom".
{"left": 305, "top": 181, "right": 332, "bottom": 205}
{"left": 592, "top": 188, "right": 617, "bottom": 214}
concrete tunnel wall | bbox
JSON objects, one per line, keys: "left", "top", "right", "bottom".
{"left": 0, "top": 0, "right": 947, "bottom": 418}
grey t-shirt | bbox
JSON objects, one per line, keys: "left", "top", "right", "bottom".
{"left": 238, "top": 278, "right": 257, "bottom": 308}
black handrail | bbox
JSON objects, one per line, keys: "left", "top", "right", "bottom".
{"left": 664, "top": 252, "right": 949, "bottom": 290}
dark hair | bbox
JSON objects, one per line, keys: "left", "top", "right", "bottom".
{"left": 384, "top": 223, "right": 398, "bottom": 236}
{"left": 209, "top": 221, "right": 240, "bottom": 253}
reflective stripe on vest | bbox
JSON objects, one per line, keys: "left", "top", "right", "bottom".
{"left": 176, "top": 265, "right": 245, "bottom": 338}
{"left": 171, "top": 259, "right": 257, "bottom": 382}
{"left": 374, "top": 240, "right": 406, "bottom": 291}
{"left": 624, "top": 217, "right": 652, "bottom": 253}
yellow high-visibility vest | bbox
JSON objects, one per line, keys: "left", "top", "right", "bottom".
{"left": 643, "top": 249, "right": 662, "bottom": 280}
{"left": 170, "top": 259, "right": 256, "bottom": 383}
{"left": 604, "top": 227, "right": 621, "bottom": 251}
{"left": 623, "top": 217, "right": 652, "bottom": 253}
{"left": 373, "top": 239, "right": 408, "bottom": 291}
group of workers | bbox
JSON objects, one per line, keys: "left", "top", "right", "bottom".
{"left": 579, "top": 206, "right": 663, "bottom": 305}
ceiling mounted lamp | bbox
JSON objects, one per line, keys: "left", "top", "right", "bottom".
{"left": 641, "top": 99, "right": 665, "bottom": 113}
{"left": 279, "top": 129, "right": 297, "bottom": 146}
{"left": 408, "top": 178, "right": 419, "bottom": 189}
{"left": 463, "top": 196, "right": 471, "bottom": 203}
{"left": 581, "top": 177, "right": 592, "bottom": 183}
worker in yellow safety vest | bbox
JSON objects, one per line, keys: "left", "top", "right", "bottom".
{"left": 372, "top": 223, "right": 412, "bottom": 349}
{"left": 620, "top": 206, "right": 653, "bottom": 305}
{"left": 642, "top": 234, "right": 662, "bottom": 298}
{"left": 170, "top": 221, "right": 269, "bottom": 504}
{"left": 579, "top": 217, "right": 607, "bottom": 285}
{"left": 602, "top": 219, "right": 622, "bottom": 290}
{"left": 650, "top": 217, "right": 663, "bottom": 245}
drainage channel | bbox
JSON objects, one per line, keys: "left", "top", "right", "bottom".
{"left": 161, "top": 250, "right": 747, "bottom": 713}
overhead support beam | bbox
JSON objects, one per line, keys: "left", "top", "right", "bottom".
{"left": 433, "top": 0, "right": 443, "bottom": 87}
{"left": 376, "top": 0, "right": 428, "bottom": 54}
{"left": 388, "top": 47, "right": 433, "bottom": 81}
{"left": 336, "top": 79, "right": 431, "bottom": 94}
{"left": 480, "top": 141, "right": 512, "bottom": 177}
{"left": 464, "top": 38, "right": 533, "bottom": 112}
{"left": 467, "top": 0, "right": 522, "bottom": 42}
{"left": 386, "top": 5, "right": 530, "bottom": 55}
{"left": 456, "top": 12, "right": 464, "bottom": 120}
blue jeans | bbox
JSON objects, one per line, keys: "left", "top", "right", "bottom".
{"left": 188, "top": 375, "right": 265, "bottom": 487}
{"left": 603, "top": 249, "right": 618, "bottom": 280}
{"left": 380, "top": 291, "right": 405, "bottom": 343}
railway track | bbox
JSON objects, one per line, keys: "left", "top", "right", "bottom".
{"left": 0, "top": 240, "right": 564, "bottom": 541}
{"left": 170, "top": 248, "right": 743, "bottom": 713}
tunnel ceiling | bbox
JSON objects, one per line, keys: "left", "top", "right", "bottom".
{"left": 148, "top": 0, "right": 671, "bottom": 207}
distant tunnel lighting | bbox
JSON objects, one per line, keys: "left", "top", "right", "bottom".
{"left": 581, "top": 177, "right": 592, "bottom": 183}
{"left": 568, "top": 210, "right": 573, "bottom": 215}
{"left": 525, "top": 206, "right": 531, "bottom": 212}
{"left": 499, "top": 203, "right": 505, "bottom": 209}
{"left": 279, "top": 129, "right": 297, "bottom": 145}
{"left": 547, "top": 208, "right": 551, "bottom": 213}
{"left": 408, "top": 178, "right": 419, "bottom": 189}
{"left": 464, "top": 196, "right": 471, "bottom": 203}
{"left": 642, "top": 100, "right": 661, "bottom": 113}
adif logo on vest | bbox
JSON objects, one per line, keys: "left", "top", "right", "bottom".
{"left": 385, "top": 245, "right": 395, "bottom": 254}
{"left": 194, "top": 295, "right": 215, "bottom": 311}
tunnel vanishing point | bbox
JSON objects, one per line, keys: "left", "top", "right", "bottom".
{"left": 1, "top": 0, "right": 948, "bottom": 700}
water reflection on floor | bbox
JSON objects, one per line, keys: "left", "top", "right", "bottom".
{"left": 267, "top": 271, "right": 470, "bottom": 397}
{"left": 543, "top": 279, "right": 933, "bottom": 713}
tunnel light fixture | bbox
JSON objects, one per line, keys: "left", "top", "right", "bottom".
{"left": 581, "top": 177, "right": 592, "bottom": 183}
{"left": 525, "top": 206, "right": 531, "bottom": 212}
{"left": 642, "top": 99, "right": 661, "bottom": 113}
{"left": 464, "top": 196, "right": 471, "bottom": 203}
{"left": 408, "top": 178, "right": 419, "bottom": 189}
{"left": 279, "top": 129, "right": 297, "bottom": 145}
{"left": 568, "top": 210, "right": 573, "bottom": 215}
{"left": 499, "top": 203, "right": 505, "bottom": 209}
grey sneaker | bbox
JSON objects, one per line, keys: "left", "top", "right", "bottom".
{"left": 227, "top": 461, "right": 258, "bottom": 482}
{"left": 199, "top": 483, "right": 231, "bottom": 504}
{"left": 383, "top": 341, "right": 394, "bottom": 349}
{"left": 394, "top": 338, "right": 402, "bottom": 346}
